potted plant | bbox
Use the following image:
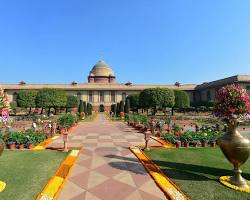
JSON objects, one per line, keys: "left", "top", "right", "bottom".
{"left": 175, "top": 140, "right": 181, "bottom": 148}
{"left": 58, "top": 114, "right": 75, "bottom": 133}
{"left": 210, "top": 140, "right": 216, "bottom": 147}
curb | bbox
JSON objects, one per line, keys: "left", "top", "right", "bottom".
{"left": 129, "top": 146, "right": 189, "bottom": 200}
{"left": 36, "top": 149, "right": 81, "bottom": 200}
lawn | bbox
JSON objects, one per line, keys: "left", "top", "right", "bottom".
{"left": 146, "top": 148, "right": 250, "bottom": 200}
{"left": 0, "top": 150, "right": 67, "bottom": 200}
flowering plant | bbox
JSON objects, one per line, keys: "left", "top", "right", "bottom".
{"left": 214, "top": 84, "right": 250, "bottom": 122}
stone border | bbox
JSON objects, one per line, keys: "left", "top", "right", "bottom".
{"left": 150, "top": 136, "right": 175, "bottom": 148}
{"left": 129, "top": 146, "right": 189, "bottom": 200}
{"left": 36, "top": 149, "right": 81, "bottom": 200}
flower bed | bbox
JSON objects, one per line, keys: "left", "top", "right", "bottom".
{"left": 162, "top": 128, "right": 221, "bottom": 148}
{"left": 0, "top": 129, "right": 47, "bottom": 149}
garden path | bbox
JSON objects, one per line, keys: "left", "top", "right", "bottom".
{"left": 49, "top": 114, "right": 166, "bottom": 200}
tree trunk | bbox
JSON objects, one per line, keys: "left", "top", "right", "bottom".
{"left": 171, "top": 107, "right": 174, "bottom": 116}
{"left": 66, "top": 107, "right": 68, "bottom": 113}
{"left": 48, "top": 107, "right": 51, "bottom": 116}
{"left": 29, "top": 107, "right": 32, "bottom": 115}
{"left": 54, "top": 107, "right": 57, "bottom": 115}
{"left": 40, "top": 107, "right": 44, "bottom": 115}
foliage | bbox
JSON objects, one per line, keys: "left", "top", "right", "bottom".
{"left": 124, "top": 98, "right": 130, "bottom": 113}
{"left": 36, "top": 89, "right": 67, "bottom": 114}
{"left": 0, "top": 88, "right": 10, "bottom": 110}
{"left": 126, "top": 93, "right": 140, "bottom": 111}
{"left": 87, "top": 103, "right": 92, "bottom": 115}
{"left": 78, "top": 100, "right": 84, "bottom": 113}
{"left": 57, "top": 113, "right": 76, "bottom": 128}
{"left": 119, "top": 101, "right": 124, "bottom": 113}
{"left": 17, "top": 90, "right": 37, "bottom": 113}
{"left": 162, "top": 133, "right": 177, "bottom": 144}
{"left": 126, "top": 113, "right": 149, "bottom": 125}
{"left": 116, "top": 102, "right": 120, "bottom": 116}
{"left": 174, "top": 90, "right": 190, "bottom": 109}
{"left": 10, "top": 102, "right": 17, "bottom": 114}
{"left": 66, "top": 95, "right": 79, "bottom": 109}
{"left": 139, "top": 88, "right": 175, "bottom": 114}
{"left": 214, "top": 84, "right": 250, "bottom": 121}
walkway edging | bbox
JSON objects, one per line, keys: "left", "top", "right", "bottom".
{"left": 129, "top": 146, "right": 189, "bottom": 200}
{"left": 36, "top": 149, "right": 81, "bottom": 200}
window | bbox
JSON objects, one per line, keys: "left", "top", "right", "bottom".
{"left": 111, "top": 91, "right": 115, "bottom": 102}
{"left": 206, "top": 91, "right": 211, "bottom": 101}
{"left": 89, "top": 91, "right": 93, "bottom": 102}
{"left": 100, "top": 91, "right": 104, "bottom": 102}
{"left": 122, "top": 92, "right": 127, "bottom": 101}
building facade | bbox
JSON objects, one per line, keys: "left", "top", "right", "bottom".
{"left": 1, "top": 60, "right": 250, "bottom": 111}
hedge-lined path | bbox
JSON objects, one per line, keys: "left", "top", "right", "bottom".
{"left": 49, "top": 114, "right": 166, "bottom": 200}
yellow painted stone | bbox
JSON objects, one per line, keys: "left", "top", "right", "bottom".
{"left": 0, "top": 181, "right": 6, "bottom": 192}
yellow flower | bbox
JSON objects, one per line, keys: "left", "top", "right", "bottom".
{"left": 0, "top": 181, "right": 6, "bottom": 192}
{"left": 219, "top": 176, "right": 250, "bottom": 193}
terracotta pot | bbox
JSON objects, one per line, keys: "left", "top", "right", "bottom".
{"left": 28, "top": 144, "right": 33, "bottom": 149}
{"left": 60, "top": 128, "right": 66, "bottom": 134}
{"left": 2, "top": 143, "right": 6, "bottom": 149}
{"left": 184, "top": 141, "right": 189, "bottom": 148}
{"left": 9, "top": 143, "right": 15, "bottom": 150}
{"left": 176, "top": 141, "right": 181, "bottom": 148}
{"left": 192, "top": 142, "right": 198, "bottom": 147}
{"left": 201, "top": 141, "right": 207, "bottom": 147}
{"left": 19, "top": 144, "right": 24, "bottom": 149}
{"left": 210, "top": 141, "right": 216, "bottom": 147}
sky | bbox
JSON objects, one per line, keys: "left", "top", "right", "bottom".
{"left": 0, "top": 0, "right": 250, "bottom": 85}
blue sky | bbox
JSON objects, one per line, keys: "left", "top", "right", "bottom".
{"left": 0, "top": 0, "right": 250, "bottom": 84}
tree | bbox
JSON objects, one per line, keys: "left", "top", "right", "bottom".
{"left": 66, "top": 95, "right": 79, "bottom": 112}
{"left": 120, "top": 101, "right": 124, "bottom": 113}
{"left": 116, "top": 102, "right": 120, "bottom": 117}
{"left": 83, "top": 101, "right": 87, "bottom": 113}
{"left": 172, "top": 90, "right": 190, "bottom": 115}
{"left": 139, "top": 88, "right": 175, "bottom": 115}
{"left": 124, "top": 98, "right": 130, "bottom": 113}
{"left": 126, "top": 93, "right": 140, "bottom": 112}
{"left": 78, "top": 100, "right": 84, "bottom": 113}
{"left": 36, "top": 89, "right": 67, "bottom": 115}
{"left": 87, "top": 103, "right": 92, "bottom": 115}
{"left": 17, "top": 90, "right": 37, "bottom": 114}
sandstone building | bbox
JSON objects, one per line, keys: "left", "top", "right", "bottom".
{"left": 1, "top": 60, "right": 250, "bottom": 111}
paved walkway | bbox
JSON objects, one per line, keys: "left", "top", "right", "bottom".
{"left": 49, "top": 114, "right": 166, "bottom": 200}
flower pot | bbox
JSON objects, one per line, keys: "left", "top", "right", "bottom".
{"left": 192, "top": 142, "right": 198, "bottom": 147}
{"left": 184, "top": 141, "right": 189, "bottom": 148}
{"left": 2, "top": 143, "right": 6, "bottom": 149}
{"left": 19, "top": 144, "right": 24, "bottom": 149}
{"left": 28, "top": 144, "right": 33, "bottom": 149}
{"left": 60, "top": 128, "right": 66, "bottom": 134}
{"left": 201, "top": 141, "right": 207, "bottom": 147}
{"left": 210, "top": 141, "right": 216, "bottom": 148}
{"left": 9, "top": 143, "right": 15, "bottom": 150}
{"left": 175, "top": 141, "right": 181, "bottom": 148}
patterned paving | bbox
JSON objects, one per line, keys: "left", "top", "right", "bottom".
{"left": 48, "top": 114, "right": 166, "bottom": 200}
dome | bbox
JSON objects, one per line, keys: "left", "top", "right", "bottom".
{"left": 89, "top": 60, "right": 115, "bottom": 77}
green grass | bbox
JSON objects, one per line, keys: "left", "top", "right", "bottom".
{"left": 0, "top": 150, "right": 67, "bottom": 200}
{"left": 146, "top": 148, "right": 250, "bottom": 200}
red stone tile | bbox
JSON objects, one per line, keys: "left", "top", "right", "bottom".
{"left": 139, "top": 190, "right": 165, "bottom": 200}
{"left": 89, "top": 179, "right": 135, "bottom": 200}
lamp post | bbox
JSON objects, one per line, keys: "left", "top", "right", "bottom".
{"left": 63, "top": 131, "right": 69, "bottom": 152}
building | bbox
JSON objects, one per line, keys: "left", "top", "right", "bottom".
{"left": 1, "top": 60, "right": 250, "bottom": 111}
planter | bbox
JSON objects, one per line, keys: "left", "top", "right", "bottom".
{"left": 201, "top": 141, "right": 207, "bottom": 147}
{"left": 184, "top": 141, "right": 189, "bottom": 148}
{"left": 175, "top": 141, "right": 181, "bottom": 148}
{"left": 9, "top": 143, "right": 15, "bottom": 150}
{"left": 192, "top": 142, "right": 198, "bottom": 147}
{"left": 210, "top": 141, "right": 216, "bottom": 147}
{"left": 60, "top": 128, "right": 66, "bottom": 134}
{"left": 28, "top": 143, "right": 33, "bottom": 149}
{"left": 218, "top": 120, "right": 250, "bottom": 188}
{"left": 19, "top": 144, "right": 24, "bottom": 149}
{"left": 2, "top": 143, "right": 6, "bottom": 149}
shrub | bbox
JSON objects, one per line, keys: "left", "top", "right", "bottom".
{"left": 162, "top": 133, "right": 177, "bottom": 144}
{"left": 57, "top": 113, "right": 75, "bottom": 128}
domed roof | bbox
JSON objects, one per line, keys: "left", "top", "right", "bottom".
{"left": 89, "top": 60, "right": 115, "bottom": 77}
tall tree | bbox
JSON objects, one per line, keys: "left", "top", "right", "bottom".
{"left": 172, "top": 90, "right": 190, "bottom": 115}
{"left": 78, "top": 100, "right": 84, "bottom": 113}
{"left": 119, "top": 101, "right": 125, "bottom": 113}
{"left": 87, "top": 103, "right": 92, "bottom": 115}
{"left": 124, "top": 98, "right": 130, "bottom": 113}
{"left": 17, "top": 90, "right": 37, "bottom": 114}
{"left": 66, "top": 95, "right": 79, "bottom": 112}
{"left": 139, "top": 88, "right": 175, "bottom": 115}
{"left": 126, "top": 93, "right": 140, "bottom": 112}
